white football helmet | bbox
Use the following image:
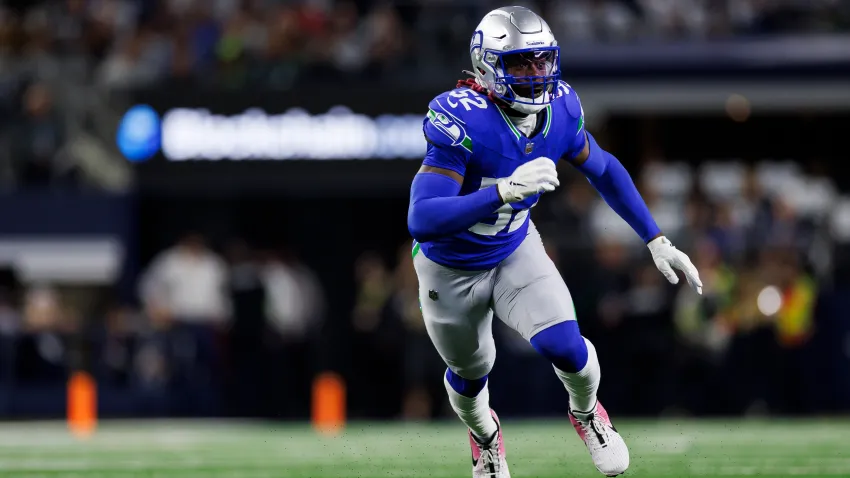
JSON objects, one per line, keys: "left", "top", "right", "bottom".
{"left": 469, "top": 6, "right": 560, "bottom": 115}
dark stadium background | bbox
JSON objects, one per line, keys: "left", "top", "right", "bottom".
{"left": 0, "top": 2, "right": 850, "bottom": 475}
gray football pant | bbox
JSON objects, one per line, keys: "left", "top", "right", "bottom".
{"left": 412, "top": 222, "right": 577, "bottom": 380}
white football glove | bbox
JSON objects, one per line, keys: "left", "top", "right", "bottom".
{"left": 496, "top": 157, "right": 559, "bottom": 204}
{"left": 647, "top": 236, "right": 703, "bottom": 295}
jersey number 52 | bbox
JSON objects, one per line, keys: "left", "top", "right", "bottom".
{"left": 447, "top": 90, "right": 488, "bottom": 112}
{"left": 468, "top": 178, "right": 530, "bottom": 236}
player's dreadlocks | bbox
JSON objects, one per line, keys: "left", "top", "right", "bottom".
{"left": 455, "top": 74, "right": 516, "bottom": 113}
{"left": 455, "top": 77, "right": 491, "bottom": 98}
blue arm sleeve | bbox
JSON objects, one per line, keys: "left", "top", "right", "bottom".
{"left": 575, "top": 132, "right": 661, "bottom": 243}
{"left": 408, "top": 172, "right": 503, "bottom": 243}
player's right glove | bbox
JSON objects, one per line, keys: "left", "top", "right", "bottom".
{"left": 496, "top": 157, "right": 560, "bottom": 203}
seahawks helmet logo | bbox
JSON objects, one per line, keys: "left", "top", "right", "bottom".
{"left": 470, "top": 30, "right": 483, "bottom": 56}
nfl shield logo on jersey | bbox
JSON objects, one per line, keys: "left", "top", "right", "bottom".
{"left": 525, "top": 142, "right": 534, "bottom": 154}
{"left": 429, "top": 290, "right": 439, "bottom": 301}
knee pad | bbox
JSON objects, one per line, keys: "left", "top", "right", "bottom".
{"left": 445, "top": 368, "right": 488, "bottom": 398}
{"left": 529, "top": 320, "right": 588, "bottom": 373}
{"left": 442, "top": 345, "right": 495, "bottom": 385}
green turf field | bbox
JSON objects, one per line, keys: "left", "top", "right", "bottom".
{"left": 0, "top": 418, "right": 847, "bottom": 477}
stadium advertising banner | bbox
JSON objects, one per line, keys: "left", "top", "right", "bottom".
{"left": 126, "top": 87, "right": 434, "bottom": 194}
{"left": 151, "top": 105, "right": 425, "bottom": 161}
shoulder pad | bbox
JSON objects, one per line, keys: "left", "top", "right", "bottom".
{"left": 553, "top": 80, "right": 584, "bottom": 120}
{"left": 551, "top": 81, "right": 587, "bottom": 157}
{"left": 426, "top": 88, "right": 495, "bottom": 150}
{"left": 423, "top": 89, "right": 480, "bottom": 153}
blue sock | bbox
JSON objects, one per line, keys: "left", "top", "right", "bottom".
{"left": 445, "top": 369, "right": 488, "bottom": 398}
{"left": 530, "top": 321, "right": 589, "bottom": 373}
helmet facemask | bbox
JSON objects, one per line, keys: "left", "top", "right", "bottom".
{"left": 476, "top": 46, "right": 560, "bottom": 115}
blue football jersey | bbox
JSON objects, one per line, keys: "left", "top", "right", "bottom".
{"left": 417, "top": 80, "right": 587, "bottom": 270}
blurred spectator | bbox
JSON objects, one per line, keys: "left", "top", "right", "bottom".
{"left": 324, "top": 1, "right": 366, "bottom": 73}
{"left": 23, "top": 284, "right": 77, "bottom": 334}
{"left": 673, "top": 237, "right": 736, "bottom": 354}
{"left": 253, "top": 5, "right": 304, "bottom": 89}
{"left": 139, "top": 232, "right": 231, "bottom": 327}
{"left": 770, "top": 250, "right": 817, "bottom": 349}
{"left": 262, "top": 247, "right": 324, "bottom": 418}
{"left": 732, "top": 166, "right": 774, "bottom": 251}
{"left": 568, "top": 239, "right": 631, "bottom": 410}
{"left": 8, "top": 82, "right": 76, "bottom": 187}
{"left": 225, "top": 239, "right": 266, "bottom": 417}
{"left": 96, "top": 27, "right": 168, "bottom": 90}
{"left": 15, "top": 284, "right": 77, "bottom": 385}
{"left": 0, "top": 289, "right": 19, "bottom": 390}
{"left": 709, "top": 202, "right": 747, "bottom": 264}
{"left": 590, "top": 240, "right": 631, "bottom": 331}
{"left": 352, "top": 251, "right": 393, "bottom": 333}
{"left": 98, "top": 305, "right": 140, "bottom": 388}
{"left": 94, "top": 302, "right": 170, "bottom": 416}
{"left": 138, "top": 232, "right": 230, "bottom": 415}
{"left": 535, "top": 171, "right": 596, "bottom": 250}
{"left": 349, "top": 250, "right": 399, "bottom": 417}
{"left": 616, "top": 261, "right": 675, "bottom": 415}
{"left": 363, "top": 2, "right": 407, "bottom": 74}
{"left": 263, "top": 248, "right": 323, "bottom": 342}
{"left": 766, "top": 248, "right": 818, "bottom": 413}
{"left": 671, "top": 236, "right": 735, "bottom": 413}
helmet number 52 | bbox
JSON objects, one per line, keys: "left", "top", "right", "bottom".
{"left": 447, "top": 90, "right": 488, "bottom": 112}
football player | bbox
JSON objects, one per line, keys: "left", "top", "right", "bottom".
{"left": 407, "top": 5, "right": 702, "bottom": 478}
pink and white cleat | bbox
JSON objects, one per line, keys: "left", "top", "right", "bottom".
{"left": 468, "top": 410, "right": 511, "bottom": 478}
{"left": 569, "top": 401, "right": 630, "bottom": 477}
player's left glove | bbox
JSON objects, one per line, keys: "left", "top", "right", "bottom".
{"left": 496, "top": 157, "right": 559, "bottom": 204}
{"left": 647, "top": 236, "right": 703, "bottom": 295}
